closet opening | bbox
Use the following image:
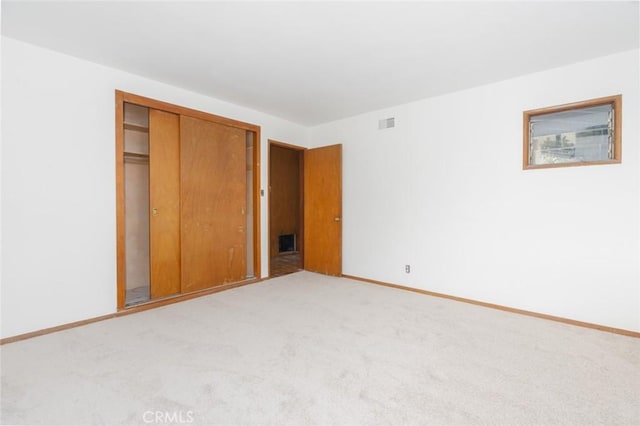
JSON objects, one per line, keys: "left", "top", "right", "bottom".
{"left": 123, "top": 102, "right": 151, "bottom": 306}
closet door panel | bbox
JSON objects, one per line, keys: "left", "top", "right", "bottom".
{"left": 149, "top": 109, "right": 181, "bottom": 298}
{"left": 180, "top": 116, "right": 247, "bottom": 292}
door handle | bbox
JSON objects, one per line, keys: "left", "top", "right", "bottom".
{"left": 334, "top": 217, "right": 341, "bottom": 222}
{"left": 152, "top": 208, "right": 158, "bottom": 217}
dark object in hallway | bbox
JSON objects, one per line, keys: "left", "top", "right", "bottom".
{"left": 279, "top": 233, "right": 296, "bottom": 253}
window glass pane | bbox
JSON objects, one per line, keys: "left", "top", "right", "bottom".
{"left": 530, "top": 104, "right": 611, "bottom": 165}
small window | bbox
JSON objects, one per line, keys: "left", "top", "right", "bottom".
{"left": 523, "top": 95, "right": 621, "bottom": 169}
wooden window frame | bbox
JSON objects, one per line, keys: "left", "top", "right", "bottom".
{"left": 523, "top": 95, "right": 622, "bottom": 170}
{"left": 115, "top": 90, "right": 262, "bottom": 310}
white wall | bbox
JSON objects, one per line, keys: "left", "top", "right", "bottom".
{"left": 0, "top": 36, "right": 309, "bottom": 339}
{"left": 2, "top": 35, "right": 638, "bottom": 339}
{"left": 311, "top": 49, "right": 640, "bottom": 332}
{"left": 0, "top": 16, "right": 4, "bottom": 337}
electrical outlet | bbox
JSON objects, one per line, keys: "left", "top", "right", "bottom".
{"left": 405, "top": 264, "right": 411, "bottom": 273}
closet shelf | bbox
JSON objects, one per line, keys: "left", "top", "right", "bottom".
{"left": 124, "top": 151, "right": 150, "bottom": 159}
{"left": 124, "top": 123, "right": 149, "bottom": 133}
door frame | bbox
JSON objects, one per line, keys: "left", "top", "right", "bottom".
{"left": 267, "top": 139, "right": 305, "bottom": 277}
{"left": 115, "top": 90, "right": 262, "bottom": 309}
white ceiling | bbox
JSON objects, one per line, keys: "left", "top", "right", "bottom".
{"left": 2, "top": 1, "right": 639, "bottom": 126}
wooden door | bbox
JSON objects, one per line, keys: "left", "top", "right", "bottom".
{"left": 304, "top": 144, "right": 342, "bottom": 276}
{"left": 149, "top": 109, "right": 181, "bottom": 299}
{"left": 180, "top": 115, "right": 247, "bottom": 292}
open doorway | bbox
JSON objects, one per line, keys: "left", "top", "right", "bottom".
{"left": 269, "top": 141, "right": 304, "bottom": 277}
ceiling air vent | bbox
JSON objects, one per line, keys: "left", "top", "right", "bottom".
{"left": 378, "top": 117, "right": 395, "bottom": 130}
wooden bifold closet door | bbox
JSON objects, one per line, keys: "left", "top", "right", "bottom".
{"left": 180, "top": 115, "right": 247, "bottom": 293}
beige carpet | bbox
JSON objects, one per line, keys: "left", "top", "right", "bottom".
{"left": 1, "top": 271, "right": 639, "bottom": 425}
